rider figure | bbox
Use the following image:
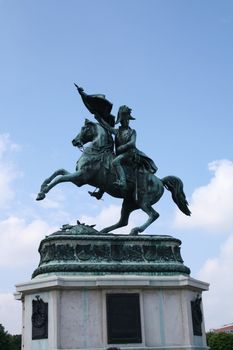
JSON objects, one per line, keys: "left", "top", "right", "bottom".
{"left": 95, "top": 105, "right": 157, "bottom": 190}
{"left": 112, "top": 105, "right": 137, "bottom": 188}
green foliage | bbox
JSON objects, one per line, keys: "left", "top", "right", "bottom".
{"left": 206, "top": 331, "right": 215, "bottom": 344}
{"left": 0, "top": 324, "right": 11, "bottom": 350}
{"left": 11, "top": 334, "right": 22, "bottom": 350}
{"left": 0, "top": 324, "right": 21, "bottom": 350}
{"left": 207, "top": 331, "right": 233, "bottom": 350}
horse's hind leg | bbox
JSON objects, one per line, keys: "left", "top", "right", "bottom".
{"left": 130, "top": 203, "right": 159, "bottom": 235}
{"left": 100, "top": 200, "right": 137, "bottom": 233}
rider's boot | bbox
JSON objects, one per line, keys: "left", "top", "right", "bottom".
{"left": 113, "top": 166, "right": 127, "bottom": 189}
{"left": 88, "top": 189, "right": 104, "bottom": 200}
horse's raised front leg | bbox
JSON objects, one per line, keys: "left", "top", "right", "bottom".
{"left": 130, "top": 204, "right": 159, "bottom": 235}
{"left": 41, "top": 169, "right": 70, "bottom": 190}
{"left": 37, "top": 169, "right": 70, "bottom": 200}
{"left": 100, "top": 200, "right": 137, "bottom": 234}
{"left": 36, "top": 170, "right": 85, "bottom": 200}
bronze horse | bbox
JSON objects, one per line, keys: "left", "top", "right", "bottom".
{"left": 37, "top": 119, "right": 191, "bottom": 235}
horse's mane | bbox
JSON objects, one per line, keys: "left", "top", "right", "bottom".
{"left": 94, "top": 122, "right": 114, "bottom": 152}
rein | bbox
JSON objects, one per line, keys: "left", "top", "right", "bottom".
{"left": 78, "top": 144, "right": 113, "bottom": 156}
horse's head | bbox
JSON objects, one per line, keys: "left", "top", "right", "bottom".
{"left": 72, "top": 119, "right": 97, "bottom": 148}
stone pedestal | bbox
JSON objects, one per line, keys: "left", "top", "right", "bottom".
{"left": 15, "top": 226, "right": 209, "bottom": 350}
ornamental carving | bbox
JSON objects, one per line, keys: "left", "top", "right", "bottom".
{"left": 33, "top": 235, "right": 190, "bottom": 278}
{"left": 39, "top": 241, "right": 184, "bottom": 264}
{"left": 191, "top": 294, "right": 203, "bottom": 336}
{"left": 31, "top": 296, "right": 48, "bottom": 340}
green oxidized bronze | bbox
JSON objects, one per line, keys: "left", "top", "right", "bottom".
{"left": 36, "top": 85, "right": 191, "bottom": 235}
{"left": 32, "top": 223, "right": 190, "bottom": 278}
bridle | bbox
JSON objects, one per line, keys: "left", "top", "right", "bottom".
{"left": 78, "top": 143, "right": 113, "bottom": 156}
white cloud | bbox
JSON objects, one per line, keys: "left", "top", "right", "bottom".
{"left": 0, "top": 213, "right": 56, "bottom": 334}
{"left": 197, "top": 233, "right": 233, "bottom": 330}
{"left": 0, "top": 216, "right": 56, "bottom": 267}
{"left": 32, "top": 188, "right": 66, "bottom": 209}
{"left": 0, "top": 293, "right": 21, "bottom": 334}
{"left": 0, "top": 133, "right": 20, "bottom": 158}
{"left": 80, "top": 204, "right": 144, "bottom": 234}
{"left": 80, "top": 204, "right": 121, "bottom": 228}
{"left": 174, "top": 159, "right": 233, "bottom": 232}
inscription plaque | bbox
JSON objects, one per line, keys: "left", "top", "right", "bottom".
{"left": 32, "top": 295, "right": 48, "bottom": 340}
{"left": 106, "top": 293, "right": 142, "bottom": 344}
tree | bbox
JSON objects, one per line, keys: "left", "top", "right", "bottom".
{"left": 207, "top": 331, "right": 233, "bottom": 350}
{"left": 0, "top": 324, "right": 11, "bottom": 350}
{"left": 0, "top": 324, "right": 21, "bottom": 350}
{"left": 206, "top": 331, "right": 214, "bottom": 345}
{"left": 11, "top": 334, "right": 22, "bottom": 350}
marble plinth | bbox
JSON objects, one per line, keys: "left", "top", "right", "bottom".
{"left": 15, "top": 274, "right": 209, "bottom": 350}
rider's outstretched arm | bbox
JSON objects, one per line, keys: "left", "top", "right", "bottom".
{"left": 95, "top": 114, "right": 117, "bottom": 135}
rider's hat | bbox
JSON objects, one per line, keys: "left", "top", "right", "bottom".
{"left": 75, "top": 84, "right": 115, "bottom": 126}
{"left": 116, "top": 105, "right": 135, "bottom": 124}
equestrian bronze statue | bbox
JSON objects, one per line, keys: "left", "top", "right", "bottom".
{"left": 37, "top": 85, "right": 191, "bottom": 235}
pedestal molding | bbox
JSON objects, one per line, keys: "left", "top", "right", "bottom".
{"left": 16, "top": 274, "right": 209, "bottom": 297}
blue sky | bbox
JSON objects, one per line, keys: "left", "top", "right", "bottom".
{"left": 0, "top": 0, "right": 233, "bottom": 333}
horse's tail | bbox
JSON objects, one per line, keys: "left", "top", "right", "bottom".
{"left": 161, "top": 176, "right": 191, "bottom": 216}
